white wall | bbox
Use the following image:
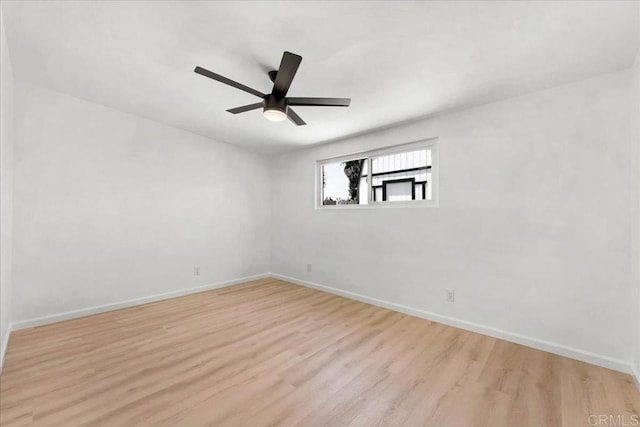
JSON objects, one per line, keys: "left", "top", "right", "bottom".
{"left": 632, "top": 50, "right": 640, "bottom": 382}
{"left": 271, "top": 69, "right": 636, "bottom": 368}
{"left": 0, "top": 9, "right": 14, "bottom": 366}
{"left": 12, "top": 83, "right": 270, "bottom": 322}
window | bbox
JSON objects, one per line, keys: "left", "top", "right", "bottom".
{"left": 317, "top": 139, "right": 438, "bottom": 208}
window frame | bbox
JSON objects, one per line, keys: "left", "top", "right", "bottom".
{"left": 315, "top": 138, "right": 439, "bottom": 209}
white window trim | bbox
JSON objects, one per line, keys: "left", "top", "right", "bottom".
{"left": 315, "top": 138, "right": 439, "bottom": 209}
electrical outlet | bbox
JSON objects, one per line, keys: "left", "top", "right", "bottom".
{"left": 446, "top": 289, "right": 455, "bottom": 303}
{"left": 194, "top": 266, "right": 200, "bottom": 276}
{"left": 306, "top": 263, "right": 312, "bottom": 273}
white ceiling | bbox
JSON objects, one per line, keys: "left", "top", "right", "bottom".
{"left": 2, "top": 1, "right": 639, "bottom": 154}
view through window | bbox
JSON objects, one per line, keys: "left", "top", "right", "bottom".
{"left": 371, "top": 149, "right": 431, "bottom": 202}
{"left": 321, "top": 158, "right": 368, "bottom": 205}
{"left": 318, "top": 140, "right": 437, "bottom": 208}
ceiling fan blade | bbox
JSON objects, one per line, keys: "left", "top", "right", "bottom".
{"left": 287, "top": 108, "right": 306, "bottom": 126}
{"left": 226, "top": 102, "right": 264, "bottom": 114}
{"left": 287, "top": 97, "right": 351, "bottom": 107}
{"left": 273, "top": 52, "right": 302, "bottom": 97}
{"left": 194, "top": 66, "right": 265, "bottom": 98}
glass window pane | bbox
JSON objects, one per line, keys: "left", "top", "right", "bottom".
{"left": 321, "top": 158, "right": 368, "bottom": 205}
{"left": 371, "top": 149, "right": 432, "bottom": 202}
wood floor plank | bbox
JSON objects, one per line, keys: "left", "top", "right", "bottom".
{"left": 0, "top": 278, "right": 638, "bottom": 426}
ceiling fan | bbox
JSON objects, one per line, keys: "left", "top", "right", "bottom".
{"left": 194, "top": 51, "right": 350, "bottom": 126}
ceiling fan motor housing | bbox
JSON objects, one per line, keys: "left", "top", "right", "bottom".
{"left": 263, "top": 94, "right": 288, "bottom": 114}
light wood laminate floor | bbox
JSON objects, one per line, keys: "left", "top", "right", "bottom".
{"left": 1, "top": 278, "right": 638, "bottom": 426}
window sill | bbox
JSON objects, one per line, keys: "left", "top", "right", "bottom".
{"left": 315, "top": 200, "right": 439, "bottom": 210}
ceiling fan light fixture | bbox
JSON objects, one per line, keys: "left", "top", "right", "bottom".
{"left": 262, "top": 107, "right": 287, "bottom": 122}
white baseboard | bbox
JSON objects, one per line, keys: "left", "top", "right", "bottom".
{"left": 269, "top": 273, "right": 634, "bottom": 375}
{"left": 0, "top": 323, "right": 12, "bottom": 375}
{"left": 633, "top": 365, "right": 640, "bottom": 393}
{"left": 11, "top": 273, "right": 270, "bottom": 331}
